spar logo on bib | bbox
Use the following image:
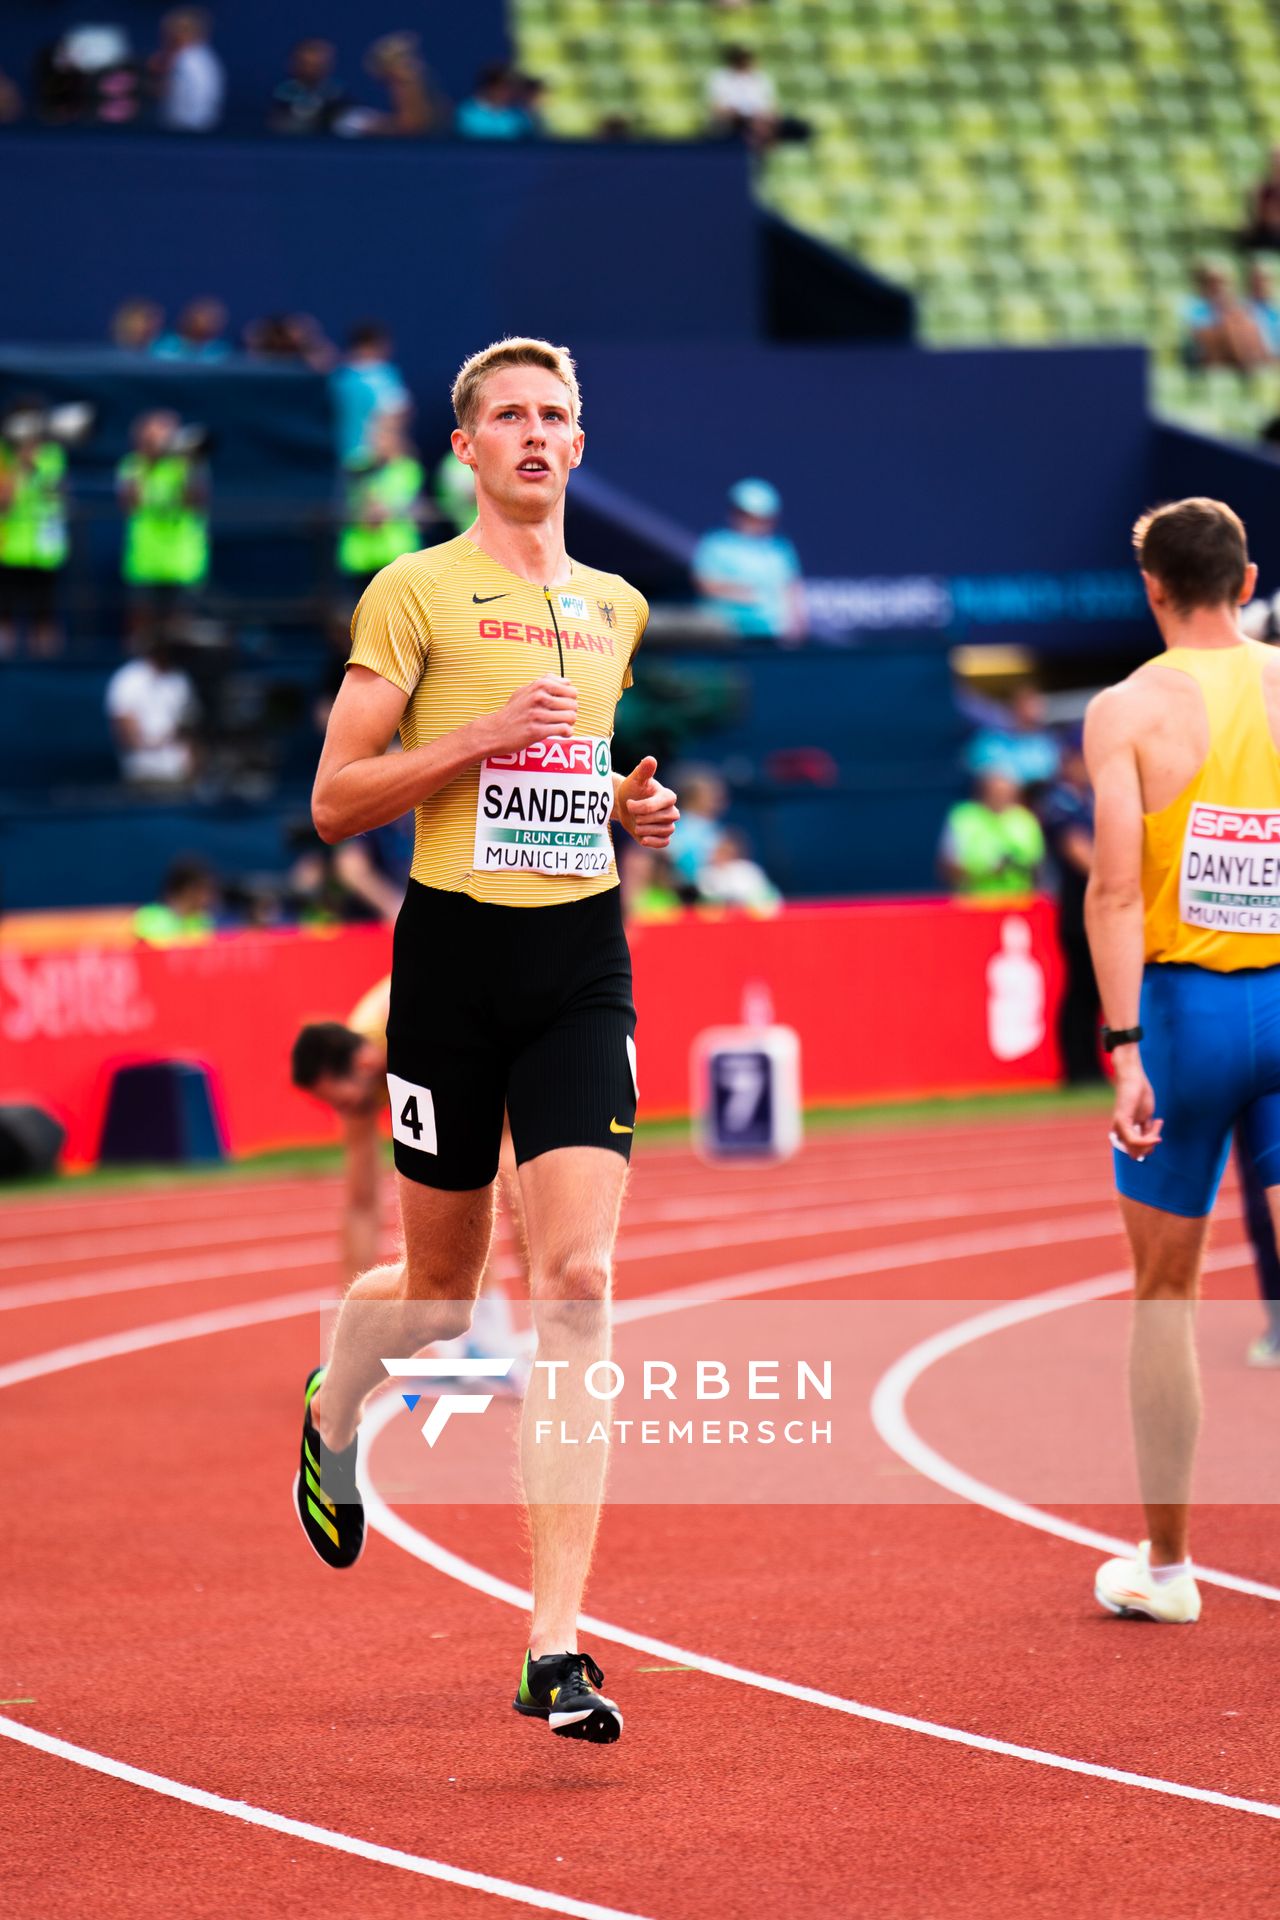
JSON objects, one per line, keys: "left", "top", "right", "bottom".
{"left": 488, "top": 739, "right": 604, "bottom": 776}
{"left": 1180, "top": 802, "right": 1280, "bottom": 933}
{"left": 475, "top": 734, "right": 615, "bottom": 877}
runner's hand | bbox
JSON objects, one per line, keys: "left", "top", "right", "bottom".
{"left": 1110, "top": 1049, "right": 1161, "bottom": 1160}
{"left": 482, "top": 677, "right": 577, "bottom": 755}
{"left": 615, "top": 757, "right": 679, "bottom": 848}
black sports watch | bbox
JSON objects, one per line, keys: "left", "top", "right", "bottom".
{"left": 1101, "top": 1024, "right": 1144, "bottom": 1051}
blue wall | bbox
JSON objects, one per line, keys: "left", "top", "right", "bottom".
{"left": 0, "top": 2, "right": 508, "bottom": 124}
{"left": 0, "top": 136, "right": 757, "bottom": 401}
{"left": 576, "top": 342, "right": 1155, "bottom": 651}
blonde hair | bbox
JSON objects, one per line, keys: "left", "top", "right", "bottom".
{"left": 451, "top": 337, "right": 581, "bottom": 434}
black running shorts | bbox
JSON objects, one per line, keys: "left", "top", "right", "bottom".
{"left": 385, "top": 880, "right": 638, "bottom": 1190}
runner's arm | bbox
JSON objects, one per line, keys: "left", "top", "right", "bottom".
{"left": 1083, "top": 690, "right": 1145, "bottom": 1029}
{"left": 342, "top": 1109, "right": 382, "bottom": 1278}
{"left": 1084, "top": 688, "right": 1161, "bottom": 1155}
{"left": 312, "top": 664, "right": 577, "bottom": 843}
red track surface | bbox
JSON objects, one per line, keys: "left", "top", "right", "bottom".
{"left": 3, "top": 1115, "right": 1278, "bottom": 1919}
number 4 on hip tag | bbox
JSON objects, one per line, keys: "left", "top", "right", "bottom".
{"left": 387, "top": 1074, "right": 438, "bottom": 1154}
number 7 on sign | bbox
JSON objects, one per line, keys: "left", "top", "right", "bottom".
{"left": 719, "top": 1055, "right": 768, "bottom": 1132}
{"left": 387, "top": 1074, "right": 438, "bottom": 1155}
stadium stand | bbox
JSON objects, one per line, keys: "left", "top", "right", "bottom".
{"left": 512, "top": 0, "right": 1280, "bottom": 439}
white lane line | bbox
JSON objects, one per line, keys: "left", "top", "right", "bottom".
{"left": 0, "top": 1715, "right": 654, "bottom": 1920}
{"left": 3, "top": 1201, "right": 1276, "bottom": 1884}
{"left": 359, "top": 1394, "right": 1280, "bottom": 1824}
{"left": 0, "top": 1241, "right": 344, "bottom": 1315}
{"left": 0, "top": 1208, "right": 345, "bottom": 1272}
{"left": 0, "top": 1179, "right": 1146, "bottom": 1315}
{"left": 868, "top": 1249, "right": 1280, "bottom": 1604}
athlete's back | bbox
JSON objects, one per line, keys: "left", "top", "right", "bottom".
{"left": 1098, "top": 638, "right": 1280, "bottom": 966}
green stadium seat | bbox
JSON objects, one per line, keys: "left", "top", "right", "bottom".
{"left": 516, "top": 0, "right": 1280, "bottom": 437}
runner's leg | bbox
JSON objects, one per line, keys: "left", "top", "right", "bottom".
{"left": 517, "top": 1146, "right": 628, "bottom": 1657}
{"left": 1117, "top": 1194, "right": 1210, "bottom": 1564}
{"left": 308, "top": 1177, "right": 494, "bottom": 1452}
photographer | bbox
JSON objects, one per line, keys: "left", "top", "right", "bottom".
{"left": 116, "top": 410, "right": 210, "bottom": 648}
{"left": 0, "top": 398, "right": 79, "bottom": 659}
{"left": 336, "top": 410, "right": 425, "bottom": 589}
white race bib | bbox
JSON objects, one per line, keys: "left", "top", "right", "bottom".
{"left": 1180, "top": 803, "right": 1280, "bottom": 934}
{"left": 474, "top": 736, "right": 614, "bottom": 878}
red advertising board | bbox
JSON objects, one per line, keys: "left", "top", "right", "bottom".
{"left": 0, "top": 898, "right": 1063, "bottom": 1166}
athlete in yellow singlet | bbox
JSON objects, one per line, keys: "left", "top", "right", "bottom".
{"left": 292, "top": 337, "right": 679, "bottom": 1744}
{"left": 1085, "top": 496, "right": 1280, "bottom": 1623}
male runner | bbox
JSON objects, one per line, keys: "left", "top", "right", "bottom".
{"left": 293, "top": 337, "right": 678, "bottom": 1742}
{"left": 1085, "top": 496, "right": 1280, "bottom": 1623}
{"left": 290, "top": 983, "right": 525, "bottom": 1357}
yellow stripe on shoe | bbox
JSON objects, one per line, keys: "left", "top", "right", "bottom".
{"left": 304, "top": 1465, "right": 335, "bottom": 1513}
{"left": 307, "top": 1496, "right": 341, "bottom": 1547}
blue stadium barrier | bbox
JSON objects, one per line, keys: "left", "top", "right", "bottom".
{"left": 97, "top": 1060, "right": 227, "bottom": 1165}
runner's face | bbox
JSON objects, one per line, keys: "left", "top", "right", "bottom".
{"left": 453, "top": 366, "right": 583, "bottom": 521}
{"left": 314, "top": 1062, "right": 382, "bottom": 1117}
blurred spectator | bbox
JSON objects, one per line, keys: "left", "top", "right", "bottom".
{"left": 334, "top": 810, "right": 415, "bottom": 921}
{"left": 692, "top": 478, "right": 805, "bottom": 641}
{"left": 457, "top": 64, "right": 537, "bottom": 140}
{"left": 620, "top": 846, "right": 682, "bottom": 922}
{"left": 1247, "top": 261, "right": 1280, "bottom": 357}
{"left": 1181, "top": 264, "right": 1269, "bottom": 372}
{"left": 1038, "top": 730, "right": 1103, "bottom": 1085}
{"left": 337, "top": 412, "right": 425, "bottom": 584}
{"left": 0, "top": 399, "right": 69, "bottom": 659}
{"left": 707, "top": 46, "right": 779, "bottom": 149}
{"left": 596, "top": 113, "right": 634, "bottom": 141}
{"left": 965, "top": 684, "right": 1060, "bottom": 791}
{"left": 520, "top": 75, "right": 548, "bottom": 135}
{"left": 1244, "top": 148, "right": 1280, "bottom": 250}
{"left": 133, "top": 856, "right": 218, "bottom": 943}
{"left": 435, "top": 447, "right": 477, "bottom": 533}
{"left": 695, "top": 830, "right": 781, "bottom": 911}
{"left": 0, "top": 68, "right": 21, "bottom": 124}
{"left": 117, "top": 411, "right": 210, "bottom": 644}
{"left": 111, "top": 298, "right": 164, "bottom": 353}
{"left": 153, "top": 298, "right": 231, "bottom": 363}
{"left": 331, "top": 322, "right": 410, "bottom": 462}
{"left": 243, "top": 311, "right": 336, "bottom": 372}
{"left": 106, "top": 637, "right": 200, "bottom": 786}
{"left": 361, "top": 33, "right": 440, "bottom": 138}
{"left": 35, "top": 26, "right": 139, "bottom": 126}
{"left": 152, "top": 9, "right": 225, "bottom": 133}
{"left": 668, "top": 770, "right": 731, "bottom": 897}
{"left": 268, "top": 39, "right": 347, "bottom": 136}
{"left": 938, "top": 769, "right": 1045, "bottom": 899}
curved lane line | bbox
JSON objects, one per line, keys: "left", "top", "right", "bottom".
{"left": 868, "top": 1248, "right": 1280, "bottom": 1603}
{"left": 359, "top": 1393, "right": 1280, "bottom": 1824}
{"left": 0, "top": 1714, "right": 654, "bottom": 1920}
{"left": 3, "top": 1210, "right": 1279, "bottom": 1901}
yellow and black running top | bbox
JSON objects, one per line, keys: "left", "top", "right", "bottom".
{"left": 348, "top": 534, "right": 648, "bottom": 906}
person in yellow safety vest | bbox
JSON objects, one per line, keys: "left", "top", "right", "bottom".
{"left": 116, "top": 410, "right": 210, "bottom": 648}
{"left": 0, "top": 410, "right": 69, "bottom": 659}
{"left": 336, "top": 411, "right": 424, "bottom": 585}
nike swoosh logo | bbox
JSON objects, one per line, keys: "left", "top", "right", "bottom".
{"left": 472, "top": 592, "right": 506, "bottom": 604}
{"left": 609, "top": 1118, "right": 634, "bottom": 1135}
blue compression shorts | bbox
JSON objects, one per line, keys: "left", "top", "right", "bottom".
{"left": 1114, "top": 962, "right": 1280, "bottom": 1218}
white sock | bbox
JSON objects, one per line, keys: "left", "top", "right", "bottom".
{"left": 1150, "top": 1559, "right": 1192, "bottom": 1586}
{"left": 470, "top": 1285, "right": 516, "bottom": 1352}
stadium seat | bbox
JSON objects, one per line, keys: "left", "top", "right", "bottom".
{"left": 512, "top": 0, "right": 1280, "bottom": 436}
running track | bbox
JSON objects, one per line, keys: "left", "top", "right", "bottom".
{"left": 2, "top": 1113, "right": 1278, "bottom": 1920}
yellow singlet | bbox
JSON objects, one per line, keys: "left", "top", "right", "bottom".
{"left": 1143, "top": 639, "right": 1280, "bottom": 969}
{"left": 346, "top": 976, "right": 390, "bottom": 1047}
{"left": 347, "top": 533, "right": 647, "bottom": 906}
